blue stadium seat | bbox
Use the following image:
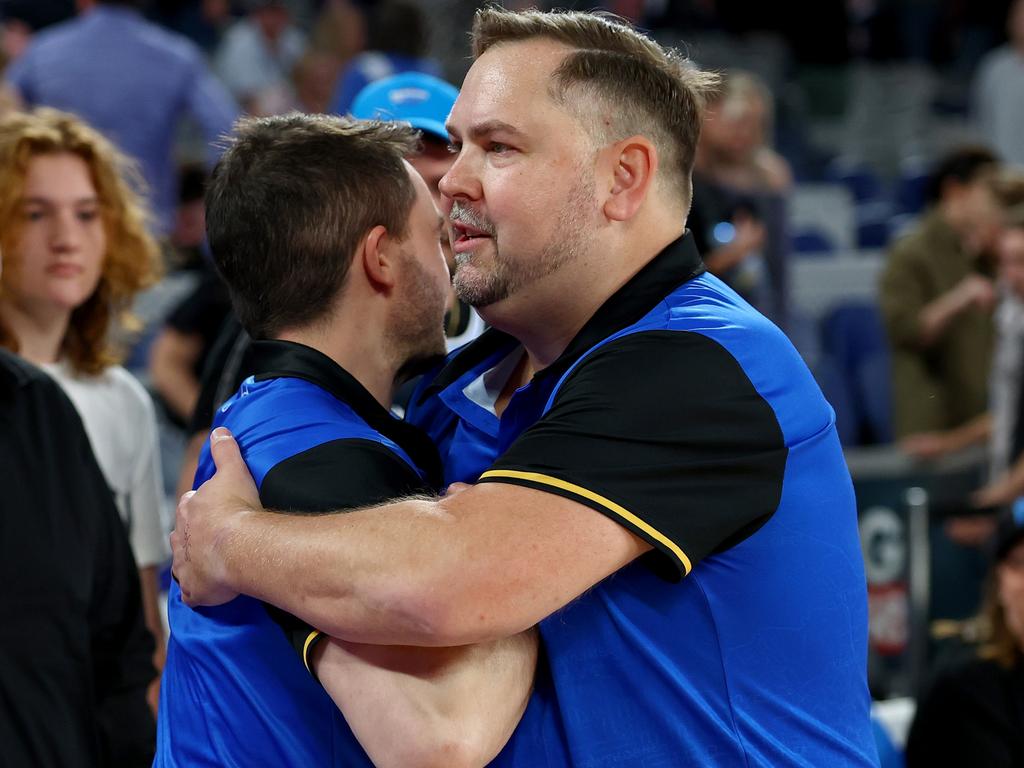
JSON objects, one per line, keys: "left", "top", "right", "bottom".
{"left": 792, "top": 228, "right": 837, "bottom": 256}
{"left": 816, "top": 302, "right": 894, "bottom": 446}
{"left": 856, "top": 200, "right": 893, "bottom": 249}
{"left": 826, "top": 160, "right": 884, "bottom": 204}
{"left": 895, "top": 169, "right": 930, "bottom": 216}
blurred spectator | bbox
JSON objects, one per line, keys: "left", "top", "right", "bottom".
{"left": 291, "top": 49, "right": 342, "bottom": 114}
{"left": 351, "top": 71, "right": 484, "bottom": 350}
{"left": 149, "top": 169, "right": 233, "bottom": 428}
{"left": 329, "top": 0, "right": 440, "bottom": 115}
{"left": 973, "top": 205, "right": 1024, "bottom": 509}
{"left": 169, "top": 163, "right": 209, "bottom": 271}
{"left": 689, "top": 70, "right": 792, "bottom": 327}
{"left": 214, "top": 0, "right": 307, "bottom": 113}
{"left": 0, "top": 109, "right": 169, "bottom": 700}
{"left": 905, "top": 506, "right": 1024, "bottom": 767}
{"left": 4, "top": 0, "right": 239, "bottom": 236}
{"left": 148, "top": 160, "right": 228, "bottom": 423}
{"left": 973, "top": 0, "right": 1024, "bottom": 169}
{"left": 0, "top": 345, "right": 156, "bottom": 768}
{"left": 879, "top": 147, "right": 1004, "bottom": 442}
{"left": 151, "top": 0, "right": 234, "bottom": 54}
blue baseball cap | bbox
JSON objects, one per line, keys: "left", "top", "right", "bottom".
{"left": 350, "top": 72, "right": 458, "bottom": 143}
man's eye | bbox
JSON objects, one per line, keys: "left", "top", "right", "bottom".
{"left": 446, "top": 142, "right": 461, "bottom": 154}
{"left": 489, "top": 142, "right": 511, "bottom": 154}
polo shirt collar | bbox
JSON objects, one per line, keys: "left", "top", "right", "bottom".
{"left": 418, "top": 231, "right": 703, "bottom": 397}
{"left": 249, "top": 339, "right": 442, "bottom": 485}
{"left": 537, "top": 231, "right": 704, "bottom": 381}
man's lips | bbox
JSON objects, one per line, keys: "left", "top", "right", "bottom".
{"left": 451, "top": 222, "right": 493, "bottom": 253}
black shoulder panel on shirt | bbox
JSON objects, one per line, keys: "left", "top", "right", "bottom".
{"left": 260, "top": 438, "right": 431, "bottom": 514}
{"left": 259, "top": 437, "right": 432, "bottom": 670}
{"left": 482, "top": 330, "right": 788, "bottom": 580}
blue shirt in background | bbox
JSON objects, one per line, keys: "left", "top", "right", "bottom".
{"left": 6, "top": 5, "right": 239, "bottom": 234}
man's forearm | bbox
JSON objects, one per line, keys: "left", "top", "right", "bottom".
{"left": 314, "top": 629, "right": 538, "bottom": 768}
{"left": 217, "top": 494, "right": 542, "bottom": 646}
{"left": 196, "top": 482, "right": 646, "bottom": 646}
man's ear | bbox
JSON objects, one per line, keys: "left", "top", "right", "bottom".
{"left": 359, "top": 224, "right": 397, "bottom": 291}
{"left": 602, "top": 136, "right": 658, "bottom": 223}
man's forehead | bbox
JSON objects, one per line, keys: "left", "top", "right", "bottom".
{"left": 447, "top": 39, "right": 572, "bottom": 129}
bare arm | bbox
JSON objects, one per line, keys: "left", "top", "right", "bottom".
{"left": 172, "top": 430, "right": 649, "bottom": 646}
{"left": 149, "top": 328, "right": 203, "bottom": 424}
{"left": 139, "top": 564, "right": 165, "bottom": 715}
{"left": 314, "top": 630, "right": 538, "bottom": 768}
{"left": 973, "top": 451, "right": 1024, "bottom": 508}
{"left": 917, "top": 274, "right": 996, "bottom": 347}
{"left": 901, "top": 412, "right": 992, "bottom": 460}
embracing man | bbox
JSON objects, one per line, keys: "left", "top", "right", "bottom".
{"left": 156, "top": 115, "right": 543, "bottom": 767}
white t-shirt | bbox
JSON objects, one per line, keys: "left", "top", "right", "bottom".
{"left": 43, "top": 360, "right": 169, "bottom": 568}
{"left": 972, "top": 46, "right": 1024, "bottom": 169}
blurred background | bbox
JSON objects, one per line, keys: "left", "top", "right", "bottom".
{"left": 5, "top": 0, "right": 1024, "bottom": 765}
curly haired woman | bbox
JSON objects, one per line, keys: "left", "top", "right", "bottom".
{"left": 0, "top": 108, "right": 168, "bottom": 695}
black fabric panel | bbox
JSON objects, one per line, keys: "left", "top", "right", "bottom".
{"left": 260, "top": 438, "right": 431, "bottom": 513}
{"left": 259, "top": 438, "right": 432, "bottom": 666}
{"left": 0, "top": 350, "right": 155, "bottom": 767}
{"left": 249, "top": 340, "right": 443, "bottom": 488}
{"left": 905, "top": 657, "right": 1024, "bottom": 768}
{"left": 482, "top": 330, "right": 788, "bottom": 580}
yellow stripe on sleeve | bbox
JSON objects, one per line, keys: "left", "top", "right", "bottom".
{"left": 479, "top": 469, "right": 693, "bottom": 575}
{"left": 302, "top": 630, "right": 323, "bottom": 675}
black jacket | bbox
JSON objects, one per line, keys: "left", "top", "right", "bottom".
{"left": 907, "top": 655, "right": 1024, "bottom": 768}
{"left": 0, "top": 350, "right": 155, "bottom": 767}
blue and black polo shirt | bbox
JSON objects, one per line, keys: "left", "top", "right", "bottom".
{"left": 408, "top": 232, "right": 879, "bottom": 767}
{"left": 156, "top": 340, "right": 443, "bottom": 767}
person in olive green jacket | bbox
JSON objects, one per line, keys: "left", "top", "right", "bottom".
{"left": 879, "top": 147, "right": 1007, "bottom": 442}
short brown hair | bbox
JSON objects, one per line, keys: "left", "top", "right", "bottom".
{"left": 471, "top": 7, "right": 719, "bottom": 207}
{"left": 0, "top": 108, "right": 161, "bottom": 375}
{"left": 206, "top": 113, "right": 419, "bottom": 339}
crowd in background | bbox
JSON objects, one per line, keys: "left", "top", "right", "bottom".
{"left": 3, "top": 0, "right": 1024, "bottom": 765}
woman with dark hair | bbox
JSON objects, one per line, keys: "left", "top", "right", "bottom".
{"left": 906, "top": 508, "right": 1024, "bottom": 767}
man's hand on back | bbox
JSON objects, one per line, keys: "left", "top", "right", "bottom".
{"left": 171, "top": 428, "right": 260, "bottom": 606}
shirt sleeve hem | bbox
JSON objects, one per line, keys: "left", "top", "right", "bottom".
{"left": 478, "top": 469, "right": 691, "bottom": 579}
{"left": 302, "top": 630, "right": 326, "bottom": 681}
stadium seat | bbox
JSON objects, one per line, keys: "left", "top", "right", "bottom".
{"left": 817, "top": 302, "right": 894, "bottom": 446}
{"left": 826, "top": 159, "right": 884, "bottom": 204}
{"left": 791, "top": 228, "right": 837, "bottom": 256}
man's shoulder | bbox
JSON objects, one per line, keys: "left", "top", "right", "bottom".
{"left": 216, "top": 376, "right": 422, "bottom": 488}
{"left": 21, "top": 15, "right": 87, "bottom": 52}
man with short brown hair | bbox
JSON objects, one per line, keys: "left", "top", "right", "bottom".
{"left": 158, "top": 113, "right": 538, "bottom": 768}
{"left": 174, "top": 9, "right": 877, "bottom": 765}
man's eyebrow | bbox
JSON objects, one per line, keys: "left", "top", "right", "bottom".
{"left": 445, "top": 120, "right": 524, "bottom": 141}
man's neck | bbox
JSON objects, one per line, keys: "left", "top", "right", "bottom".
{"left": 276, "top": 316, "right": 399, "bottom": 410}
{"left": 0, "top": 301, "right": 68, "bottom": 366}
{"left": 481, "top": 225, "right": 683, "bottom": 372}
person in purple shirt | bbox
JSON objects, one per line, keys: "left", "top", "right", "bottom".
{"left": 5, "top": 0, "right": 239, "bottom": 235}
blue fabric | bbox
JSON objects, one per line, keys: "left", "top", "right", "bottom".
{"left": 157, "top": 375, "right": 419, "bottom": 767}
{"left": 408, "top": 272, "right": 879, "bottom": 767}
{"left": 331, "top": 52, "right": 440, "bottom": 116}
{"left": 6, "top": 6, "right": 239, "bottom": 234}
